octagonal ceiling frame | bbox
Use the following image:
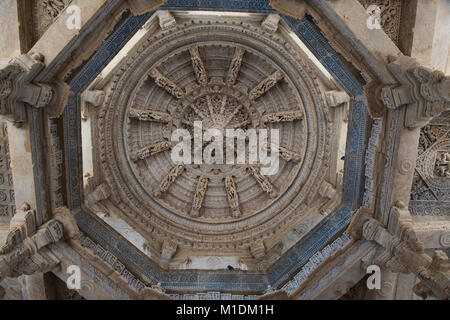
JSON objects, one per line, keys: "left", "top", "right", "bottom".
{"left": 1, "top": 0, "right": 445, "bottom": 300}
{"left": 41, "top": 0, "right": 377, "bottom": 295}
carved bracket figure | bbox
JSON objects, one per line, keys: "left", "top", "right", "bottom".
{"left": 0, "top": 53, "right": 66, "bottom": 122}
{"left": 0, "top": 205, "right": 78, "bottom": 291}
{"left": 348, "top": 207, "right": 449, "bottom": 299}
{"left": 225, "top": 175, "right": 241, "bottom": 218}
{"left": 249, "top": 71, "right": 284, "bottom": 101}
{"left": 379, "top": 55, "right": 450, "bottom": 128}
{"left": 190, "top": 176, "right": 209, "bottom": 217}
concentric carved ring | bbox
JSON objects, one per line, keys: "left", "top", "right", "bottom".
{"left": 98, "top": 19, "right": 331, "bottom": 248}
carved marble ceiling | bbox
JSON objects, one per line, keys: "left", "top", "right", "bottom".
{"left": 2, "top": 0, "right": 448, "bottom": 300}
{"left": 83, "top": 11, "right": 347, "bottom": 271}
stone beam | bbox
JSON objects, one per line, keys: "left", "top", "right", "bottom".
{"left": 412, "top": 219, "right": 450, "bottom": 249}
{"left": 0, "top": 0, "right": 21, "bottom": 59}
{"left": 49, "top": 240, "right": 138, "bottom": 299}
{"left": 303, "top": 0, "right": 401, "bottom": 115}
{"left": 6, "top": 121, "right": 36, "bottom": 209}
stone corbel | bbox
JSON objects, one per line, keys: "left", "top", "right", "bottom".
{"left": 157, "top": 10, "right": 176, "bottom": 30}
{"left": 379, "top": 55, "right": 450, "bottom": 128}
{"left": 261, "top": 14, "right": 281, "bottom": 33}
{"left": 324, "top": 90, "right": 350, "bottom": 107}
{"left": 413, "top": 250, "right": 450, "bottom": 299}
{"left": 250, "top": 242, "right": 266, "bottom": 260}
{"left": 160, "top": 239, "right": 177, "bottom": 268}
{"left": 82, "top": 90, "right": 105, "bottom": 107}
{"left": 0, "top": 205, "right": 78, "bottom": 287}
{"left": 270, "top": 0, "right": 307, "bottom": 19}
{"left": 86, "top": 183, "right": 111, "bottom": 206}
{"left": 81, "top": 90, "right": 105, "bottom": 120}
{"left": 0, "top": 53, "right": 66, "bottom": 123}
{"left": 318, "top": 180, "right": 340, "bottom": 215}
{"left": 127, "top": 0, "right": 167, "bottom": 15}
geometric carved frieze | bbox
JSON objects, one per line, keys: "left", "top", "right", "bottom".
{"left": 0, "top": 123, "right": 15, "bottom": 223}
{"left": 33, "top": 0, "right": 73, "bottom": 43}
{"left": 410, "top": 112, "right": 450, "bottom": 216}
{"left": 415, "top": 130, "right": 450, "bottom": 201}
{"left": 358, "top": 0, "right": 403, "bottom": 45}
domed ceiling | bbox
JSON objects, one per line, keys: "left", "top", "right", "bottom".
{"left": 82, "top": 11, "right": 346, "bottom": 273}
{"left": 56, "top": 0, "right": 373, "bottom": 295}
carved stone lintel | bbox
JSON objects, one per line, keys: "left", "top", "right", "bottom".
{"left": 157, "top": 10, "right": 176, "bottom": 30}
{"left": 380, "top": 55, "right": 450, "bottom": 128}
{"left": 261, "top": 14, "right": 281, "bottom": 33}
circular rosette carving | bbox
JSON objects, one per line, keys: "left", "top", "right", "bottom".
{"left": 416, "top": 136, "right": 450, "bottom": 200}
{"left": 97, "top": 19, "right": 331, "bottom": 249}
